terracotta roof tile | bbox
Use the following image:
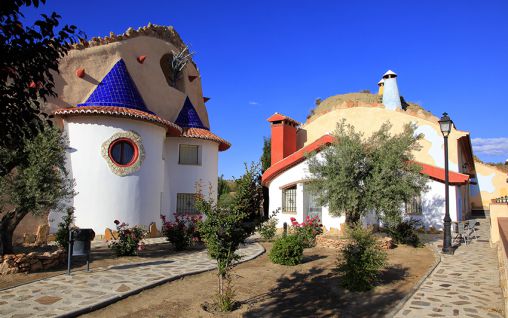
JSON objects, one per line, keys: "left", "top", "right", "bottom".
{"left": 262, "top": 135, "right": 335, "bottom": 186}
{"left": 416, "top": 161, "right": 470, "bottom": 185}
{"left": 262, "top": 134, "right": 470, "bottom": 186}
{"left": 53, "top": 106, "right": 182, "bottom": 136}
{"left": 267, "top": 113, "right": 300, "bottom": 126}
{"left": 181, "top": 128, "right": 231, "bottom": 151}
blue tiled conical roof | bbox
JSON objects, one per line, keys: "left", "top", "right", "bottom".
{"left": 175, "top": 97, "right": 207, "bottom": 129}
{"left": 78, "top": 59, "right": 152, "bottom": 113}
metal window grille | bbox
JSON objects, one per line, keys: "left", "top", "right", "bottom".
{"left": 405, "top": 195, "right": 422, "bottom": 215}
{"left": 176, "top": 193, "right": 197, "bottom": 214}
{"left": 179, "top": 144, "right": 199, "bottom": 165}
{"left": 282, "top": 186, "right": 297, "bottom": 213}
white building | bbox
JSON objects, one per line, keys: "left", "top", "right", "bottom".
{"left": 261, "top": 71, "right": 490, "bottom": 234}
{"left": 43, "top": 25, "right": 230, "bottom": 235}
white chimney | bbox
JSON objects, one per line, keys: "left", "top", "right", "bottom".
{"left": 377, "top": 78, "right": 384, "bottom": 95}
{"left": 382, "top": 70, "right": 401, "bottom": 110}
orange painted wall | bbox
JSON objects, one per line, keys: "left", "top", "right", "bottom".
{"left": 270, "top": 122, "right": 297, "bottom": 165}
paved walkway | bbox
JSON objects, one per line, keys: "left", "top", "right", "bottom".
{"left": 395, "top": 218, "right": 504, "bottom": 318}
{"left": 0, "top": 241, "right": 264, "bottom": 317}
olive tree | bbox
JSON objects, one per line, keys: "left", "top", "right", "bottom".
{"left": 0, "top": 0, "right": 79, "bottom": 255}
{"left": 0, "top": 127, "right": 74, "bottom": 255}
{"left": 307, "top": 120, "right": 427, "bottom": 226}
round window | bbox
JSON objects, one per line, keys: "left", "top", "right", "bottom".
{"left": 108, "top": 138, "right": 138, "bottom": 167}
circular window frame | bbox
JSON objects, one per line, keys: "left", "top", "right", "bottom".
{"left": 101, "top": 131, "right": 145, "bottom": 176}
{"left": 108, "top": 138, "right": 139, "bottom": 167}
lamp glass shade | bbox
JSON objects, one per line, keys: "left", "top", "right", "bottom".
{"left": 439, "top": 113, "right": 452, "bottom": 137}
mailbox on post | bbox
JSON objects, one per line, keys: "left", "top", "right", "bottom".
{"left": 67, "top": 228, "right": 95, "bottom": 275}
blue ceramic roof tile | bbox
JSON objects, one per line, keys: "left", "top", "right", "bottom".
{"left": 78, "top": 59, "right": 152, "bottom": 113}
{"left": 175, "top": 97, "right": 207, "bottom": 129}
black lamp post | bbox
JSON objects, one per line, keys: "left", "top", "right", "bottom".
{"left": 439, "top": 112, "right": 454, "bottom": 254}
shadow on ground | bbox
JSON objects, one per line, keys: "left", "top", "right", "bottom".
{"left": 243, "top": 265, "right": 408, "bottom": 318}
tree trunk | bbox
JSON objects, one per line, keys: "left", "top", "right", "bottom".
{"left": 346, "top": 211, "right": 361, "bottom": 227}
{"left": 0, "top": 208, "right": 28, "bottom": 255}
{"left": 262, "top": 186, "right": 269, "bottom": 219}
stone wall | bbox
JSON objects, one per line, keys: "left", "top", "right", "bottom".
{"left": 496, "top": 218, "right": 508, "bottom": 317}
{"left": 315, "top": 235, "right": 394, "bottom": 250}
{"left": 0, "top": 250, "right": 66, "bottom": 275}
{"left": 496, "top": 242, "right": 508, "bottom": 318}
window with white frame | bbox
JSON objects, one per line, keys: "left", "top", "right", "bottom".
{"left": 176, "top": 193, "right": 198, "bottom": 214}
{"left": 179, "top": 144, "right": 199, "bottom": 165}
{"left": 282, "top": 185, "right": 297, "bottom": 213}
{"left": 405, "top": 195, "right": 422, "bottom": 215}
{"left": 308, "top": 193, "right": 322, "bottom": 219}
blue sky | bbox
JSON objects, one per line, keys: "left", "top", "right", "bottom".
{"left": 23, "top": 0, "right": 508, "bottom": 178}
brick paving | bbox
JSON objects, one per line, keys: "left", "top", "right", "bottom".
{"left": 0, "top": 240, "right": 264, "bottom": 317}
{"left": 395, "top": 219, "right": 504, "bottom": 318}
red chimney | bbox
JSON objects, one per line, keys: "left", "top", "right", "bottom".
{"left": 267, "top": 113, "right": 299, "bottom": 166}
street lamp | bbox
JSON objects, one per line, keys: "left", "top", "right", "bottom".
{"left": 439, "top": 112, "right": 454, "bottom": 254}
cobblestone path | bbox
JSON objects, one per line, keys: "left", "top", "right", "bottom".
{"left": 395, "top": 219, "right": 504, "bottom": 318}
{"left": 0, "top": 241, "right": 264, "bottom": 317}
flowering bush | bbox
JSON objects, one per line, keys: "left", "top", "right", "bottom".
{"left": 160, "top": 213, "right": 202, "bottom": 251}
{"left": 290, "top": 215, "right": 323, "bottom": 248}
{"left": 108, "top": 220, "right": 147, "bottom": 256}
{"left": 257, "top": 210, "right": 279, "bottom": 241}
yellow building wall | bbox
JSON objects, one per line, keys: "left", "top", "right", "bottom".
{"left": 300, "top": 104, "right": 468, "bottom": 172}
{"left": 45, "top": 35, "right": 210, "bottom": 128}
{"left": 471, "top": 162, "right": 508, "bottom": 210}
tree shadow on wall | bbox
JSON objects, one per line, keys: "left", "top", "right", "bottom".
{"left": 419, "top": 194, "right": 446, "bottom": 230}
{"left": 243, "top": 265, "right": 408, "bottom": 318}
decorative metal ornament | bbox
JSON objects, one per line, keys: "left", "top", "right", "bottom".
{"left": 101, "top": 130, "right": 145, "bottom": 176}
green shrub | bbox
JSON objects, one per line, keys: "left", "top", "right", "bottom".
{"left": 386, "top": 219, "right": 422, "bottom": 247}
{"left": 338, "top": 226, "right": 387, "bottom": 291}
{"left": 269, "top": 234, "right": 304, "bottom": 266}
{"left": 55, "top": 207, "right": 76, "bottom": 251}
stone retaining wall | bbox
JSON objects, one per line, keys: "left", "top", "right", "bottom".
{"left": 496, "top": 242, "right": 508, "bottom": 318}
{"left": 315, "top": 235, "right": 394, "bottom": 250}
{"left": 496, "top": 217, "right": 508, "bottom": 317}
{"left": 0, "top": 250, "right": 66, "bottom": 275}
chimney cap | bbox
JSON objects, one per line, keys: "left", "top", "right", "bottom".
{"left": 383, "top": 70, "right": 397, "bottom": 78}
{"left": 378, "top": 78, "right": 385, "bottom": 86}
{"left": 267, "top": 113, "right": 300, "bottom": 126}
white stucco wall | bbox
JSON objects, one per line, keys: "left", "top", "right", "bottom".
{"left": 49, "top": 116, "right": 165, "bottom": 234}
{"left": 162, "top": 137, "right": 219, "bottom": 220}
{"left": 412, "top": 179, "right": 459, "bottom": 230}
{"left": 268, "top": 155, "right": 461, "bottom": 232}
{"left": 267, "top": 156, "right": 344, "bottom": 231}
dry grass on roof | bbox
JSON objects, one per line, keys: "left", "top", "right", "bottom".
{"left": 305, "top": 92, "right": 436, "bottom": 124}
